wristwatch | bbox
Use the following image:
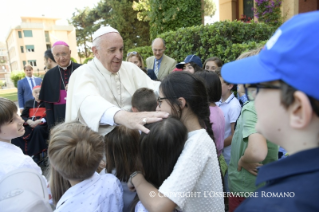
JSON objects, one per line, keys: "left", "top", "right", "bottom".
{"left": 129, "top": 171, "right": 141, "bottom": 186}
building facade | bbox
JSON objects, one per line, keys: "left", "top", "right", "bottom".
{"left": 6, "top": 16, "right": 79, "bottom": 75}
{"left": 219, "top": 0, "right": 319, "bottom": 22}
{"left": 0, "top": 42, "right": 10, "bottom": 81}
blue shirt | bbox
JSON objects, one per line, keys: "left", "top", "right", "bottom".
{"left": 154, "top": 56, "right": 164, "bottom": 71}
{"left": 236, "top": 147, "right": 319, "bottom": 212}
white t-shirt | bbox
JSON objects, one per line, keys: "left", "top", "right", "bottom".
{"left": 159, "top": 129, "right": 224, "bottom": 212}
{"left": 55, "top": 172, "right": 123, "bottom": 212}
{"left": 0, "top": 141, "right": 42, "bottom": 180}
{"left": 216, "top": 93, "right": 241, "bottom": 164}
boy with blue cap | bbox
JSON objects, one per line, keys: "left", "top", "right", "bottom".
{"left": 221, "top": 11, "right": 319, "bottom": 211}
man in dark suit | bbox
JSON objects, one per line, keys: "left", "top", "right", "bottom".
{"left": 17, "top": 65, "right": 42, "bottom": 113}
{"left": 39, "top": 41, "right": 81, "bottom": 129}
{"left": 146, "top": 38, "right": 177, "bottom": 81}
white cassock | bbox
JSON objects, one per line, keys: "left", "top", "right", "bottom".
{"left": 65, "top": 57, "right": 161, "bottom": 135}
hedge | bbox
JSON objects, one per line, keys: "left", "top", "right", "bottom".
{"left": 10, "top": 71, "right": 25, "bottom": 88}
{"left": 127, "top": 20, "right": 276, "bottom": 64}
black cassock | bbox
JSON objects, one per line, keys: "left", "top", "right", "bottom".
{"left": 39, "top": 62, "right": 81, "bottom": 129}
{"left": 12, "top": 99, "right": 48, "bottom": 156}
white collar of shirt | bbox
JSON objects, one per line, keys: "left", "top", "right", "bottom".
{"left": 56, "top": 172, "right": 100, "bottom": 209}
{"left": 218, "top": 92, "right": 235, "bottom": 105}
{"left": 58, "top": 61, "right": 72, "bottom": 70}
{"left": 0, "top": 141, "right": 22, "bottom": 154}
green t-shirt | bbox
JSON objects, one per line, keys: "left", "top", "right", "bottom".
{"left": 228, "top": 101, "right": 278, "bottom": 196}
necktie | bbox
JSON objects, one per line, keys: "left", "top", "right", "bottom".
{"left": 154, "top": 61, "right": 159, "bottom": 78}
{"left": 30, "top": 78, "right": 35, "bottom": 90}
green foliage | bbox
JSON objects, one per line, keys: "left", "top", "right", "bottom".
{"left": 71, "top": 57, "right": 77, "bottom": 63}
{"left": 129, "top": 21, "right": 275, "bottom": 64}
{"left": 10, "top": 71, "right": 25, "bottom": 88}
{"left": 149, "top": 0, "right": 203, "bottom": 40}
{"left": 89, "top": 0, "right": 151, "bottom": 51}
{"left": 69, "top": 7, "right": 95, "bottom": 58}
{"left": 83, "top": 57, "right": 94, "bottom": 64}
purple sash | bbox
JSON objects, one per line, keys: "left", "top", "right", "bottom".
{"left": 54, "top": 90, "right": 67, "bottom": 105}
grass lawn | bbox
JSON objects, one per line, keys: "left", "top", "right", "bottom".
{"left": 0, "top": 88, "right": 18, "bottom": 102}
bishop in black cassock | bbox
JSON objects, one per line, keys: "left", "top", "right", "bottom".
{"left": 39, "top": 41, "right": 81, "bottom": 129}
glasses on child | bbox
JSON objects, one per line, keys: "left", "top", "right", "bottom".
{"left": 127, "top": 51, "right": 137, "bottom": 57}
{"left": 244, "top": 84, "right": 281, "bottom": 101}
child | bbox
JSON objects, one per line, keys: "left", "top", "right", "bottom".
{"left": 215, "top": 70, "right": 241, "bottom": 193}
{"left": 195, "top": 71, "right": 227, "bottom": 176}
{"left": 12, "top": 85, "right": 48, "bottom": 162}
{"left": 131, "top": 88, "right": 157, "bottom": 112}
{"left": 48, "top": 122, "right": 123, "bottom": 211}
{"left": 104, "top": 125, "right": 141, "bottom": 212}
{"left": 176, "top": 55, "right": 203, "bottom": 73}
{"left": 0, "top": 97, "right": 42, "bottom": 178}
{"left": 134, "top": 117, "right": 188, "bottom": 212}
{"left": 227, "top": 49, "right": 278, "bottom": 212}
{"left": 128, "top": 72, "right": 224, "bottom": 212}
{"left": 221, "top": 11, "right": 319, "bottom": 211}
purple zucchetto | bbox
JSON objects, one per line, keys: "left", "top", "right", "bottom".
{"left": 52, "top": 41, "right": 69, "bottom": 47}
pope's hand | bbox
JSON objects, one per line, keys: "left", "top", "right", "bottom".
{"left": 114, "top": 111, "right": 169, "bottom": 134}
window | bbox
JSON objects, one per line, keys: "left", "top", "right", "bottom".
{"left": 23, "top": 30, "right": 33, "bottom": 37}
{"left": 46, "top": 44, "right": 51, "bottom": 50}
{"left": 28, "top": 60, "right": 37, "bottom": 67}
{"left": 23, "top": 61, "right": 26, "bottom": 67}
{"left": 18, "top": 31, "right": 22, "bottom": 38}
{"left": 20, "top": 46, "right": 24, "bottom": 53}
{"left": 26, "top": 45, "right": 35, "bottom": 52}
{"left": 243, "top": 0, "right": 254, "bottom": 19}
{"left": 45, "top": 31, "right": 50, "bottom": 43}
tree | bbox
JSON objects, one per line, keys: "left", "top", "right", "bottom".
{"left": 90, "top": 0, "right": 151, "bottom": 52}
{"left": 69, "top": 8, "right": 95, "bottom": 60}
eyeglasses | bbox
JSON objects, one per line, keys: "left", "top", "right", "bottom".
{"left": 157, "top": 96, "right": 175, "bottom": 108}
{"left": 152, "top": 49, "right": 164, "bottom": 53}
{"left": 244, "top": 84, "right": 281, "bottom": 101}
{"left": 127, "top": 51, "right": 137, "bottom": 57}
{"left": 54, "top": 53, "right": 68, "bottom": 59}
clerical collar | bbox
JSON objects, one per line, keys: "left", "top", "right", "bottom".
{"left": 58, "top": 61, "right": 72, "bottom": 70}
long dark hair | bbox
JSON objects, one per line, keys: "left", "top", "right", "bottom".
{"left": 195, "top": 71, "right": 222, "bottom": 103}
{"left": 160, "top": 71, "right": 215, "bottom": 141}
{"left": 104, "top": 126, "right": 141, "bottom": 182}
{"left": 140, "top": 117, "right": 187, "bottom": 188}
{"left": 131, "top": 118, "right": 188, "bottom": 211}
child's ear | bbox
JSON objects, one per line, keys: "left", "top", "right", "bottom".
{"left": 227, "top": 83, "right": 234, "bottom": 91}
{"left": 177, "top": 97, "right": 187, "bottom": 109}
{"left": 289, "top": 91, "right": 313, "bottom": 129}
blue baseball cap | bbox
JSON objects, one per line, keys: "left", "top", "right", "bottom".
{"left": 176, "top": 55, "right": 203, "bottom": 69}
{"left": 221, "top": 11, "right": 319, "bottom": 100}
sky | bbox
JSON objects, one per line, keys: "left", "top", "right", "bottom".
{"left": 0, "top": 0, "right": 101, "bottom": 42}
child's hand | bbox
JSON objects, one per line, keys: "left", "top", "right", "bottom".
{"left": 127, "top": 180, "right": 136, "bottom": 192}
{"left": 237, "top": 156, "right": 262, "bottom": 176}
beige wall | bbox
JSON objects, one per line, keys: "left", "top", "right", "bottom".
{"left": 220, "top": 0, "right": 238, "bottom": 21}
{"left": 6, "top": 17, "right": 79, "bottom": 74}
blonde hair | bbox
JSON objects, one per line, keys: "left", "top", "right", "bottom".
{"left": 126, "top": 51, "right": 145, "bottom": 69}
{"left": 236, "top": 47, "right": 263, "bottom": 60}
{"left": 48, "top": 122, "right": 104, "bottom": 204}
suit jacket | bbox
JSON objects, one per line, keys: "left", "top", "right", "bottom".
{"left": 17, "top": 77, "right": 42, "bottom": 108}
{"left": 146, "top": 54, "right": 177, "bottom": 81}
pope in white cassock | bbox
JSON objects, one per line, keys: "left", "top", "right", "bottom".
{"left": 65, "top": 27, "right": 168, "bottom": 135}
